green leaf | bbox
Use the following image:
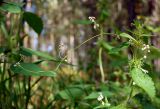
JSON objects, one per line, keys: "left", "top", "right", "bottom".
{"left": 0, "top": 46, "right": 5, "bottom": 53}
{"left": 119, "top": 33, "right": 136, "bottom": 41}
{"left": 149, "top": 46, "right": 160, "bottom": 59}
{"left": 20, "top": 47, "right": 54, "bottom": 60}
{"left": 110, "top": 103, "right": 126, "bottom": 109}
{"left": 73, "top": 19, "right": 92, "bottom": 25}
{"left": 56, "top": 87, "right": 84, "bottom": 100}
{"left": 85, "top": 91, "right": 113, "bottom": 100}
{"left": 84, "top": 92, "right": 99, "bottom": 100}
{"left": 94, "top": 104, "right": 110, "bottom": 109}
{"left": 10, "top": 63, "right": 56, "bottom": 77}
{"left": 99, "top": 41, "right": 113, "bottom": 51}
{"left": 131, "top": 68, "right": 156, "bottom": 99}
{"left": 109, "top": 42, "right": 129, "bottom": 54}
{"left": 0, "top": 2, "right": 21, "bottom": 13}
{"left": 19, "top": 47, "right": 74, "bottom": 66}
{"left": 23, "top": 12, "right": 43, "bottom": 34}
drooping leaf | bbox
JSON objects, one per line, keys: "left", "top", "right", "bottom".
{"left": 19, "top": 47, "right": 75, "bottom": 66}
{"left": 119, "top": 33, "right": 136, "bottom": 41}
{"left": 10, "top": 63, "right": 56, "bottom": 77}
{"left": 20, "top": 47, "right": 54, "bottom": 60}
{"left": 146, "top": 25, "right": 160, "bottom": 33}
{"left": 0, "top": 2, "right": 21, "bottom": 13}
{"left": 23, "top": 12, "right": 43, "bottom": 34}
{"left": 99, "top": 41, "right": 113, "bottom": 51}
{"left": 131, "top": 68, "right": 156, "bottom": 99}
{"left": 109, "top": 42, "right": 129, "bottom": 54}
{"left": 73, "top": 19, "right": 92, "bottom": 25}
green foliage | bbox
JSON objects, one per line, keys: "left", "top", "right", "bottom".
{"left": 56, "top": 87, "right": 84, "bottom": 100}
{"left": 0, "top": 2, "right": 21, "bottom": 13}
{"left": 23, "top": 12, "right": 43, "bottom": 34}
{"left": 85, "top": 91, "right": 113, "bottom": 100}
{"left": 149, "top": 46, "right": 160, "bottom": 59}
{"left": 20, "top": 47, "right": 54, "bottom": 60}
{"left": 10, "top": 62, "right": 56, "bottom": 77}
{"left": 0, "top": 1, "right": 160, "bottom": 109}
{"left": 109, "top": 42, "right": 129, "bottom": 54}
{"left": 119, "top": 33, "right": 136, "bottom": 41}
{"left": 131, "top": 68, "right": 156, "bottom": 99}
{"left": 110, "top": 103, "right": 126, "bottom": 109}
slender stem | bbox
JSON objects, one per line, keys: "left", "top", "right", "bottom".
{"left": 99, "top": 47, "right": 105, "bottom": 83}
{"left": 55, "top": 33, "right": 115, "bottom": 71}
{"left": 126, "top": 79, "right": 133, "bottom": 103}
{"left": 16, "top": 11, "right": 24, "bottom": 46}
{"left": 31, "top": 77, "right": 43, "bottom": 88}
{"left": 1, "top": 59, "right": 6, "bottom": 81}
{"left": 25, "top": 77, "right": 31, "bottom": 109}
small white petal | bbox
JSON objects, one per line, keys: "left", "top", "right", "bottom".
{"left": 143, "top": 55, "right": 147, "bottom": 59}
{"left": 133, "top": 82, "right": 136, "bottom": 85}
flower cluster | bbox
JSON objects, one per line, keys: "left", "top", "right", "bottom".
{"left": 141, "top": 44, "right": 150, "bottom": 59}
{"left": 97, "top": 92, "right": 105, "bottom": 105}
{"left": 14, "top": 62, "right": 20, "bottom": 67}
{"left": 141, "top": 68, "right": 148, "bottom": 74}
{"left": 97, "top": 92, "right": 111, "bottom": 107}
{"left": 97, "top": 92, "right": 104, "bottom": 101}
{"left": 88, "top": 16, "right": 99, "bottom": 29}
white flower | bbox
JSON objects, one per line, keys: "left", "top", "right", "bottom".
{"left": 141, "top": 68, "right": 148, "bottom": 74}
{"left": 93, "top": 24, "right": 99, "bottom": 29}
{"left": 14, "top": 62, "right": 20, "bottom": 67}
{"left": 88, "top": 16, "right": 99, "bottom": 29}
{"left": 133, "top": 82, "right": 136, "bottom": 85}
{"left": 97, "top": 92, "right": 104, "bottom": 101}
{"left": 141, "top": 44, "right": 150, "bottom": 51}
{"left": 88, "top": 16, "right": 96, "bottom": 22}
{"left": 146, "top": 45, "right": 150, "bottom": 49}
{"left": 143, "top": 55, "right": 147, "bottom": 59}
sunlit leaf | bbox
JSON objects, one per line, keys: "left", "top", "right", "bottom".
{"left": 119, "top": 33, "right": 136, "bottom": 41}
{"left": 0, "top": 2, "right": 21, "bottom": 13}
{"left": 131, "top": 68, "right": 156, "bottom": 99}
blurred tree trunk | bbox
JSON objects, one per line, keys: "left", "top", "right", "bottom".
{"left": 127, "top": 0, "right": 136, "bottom": 27}
{"left": 150, "top": 0, "right": 160, "bottom": 72}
